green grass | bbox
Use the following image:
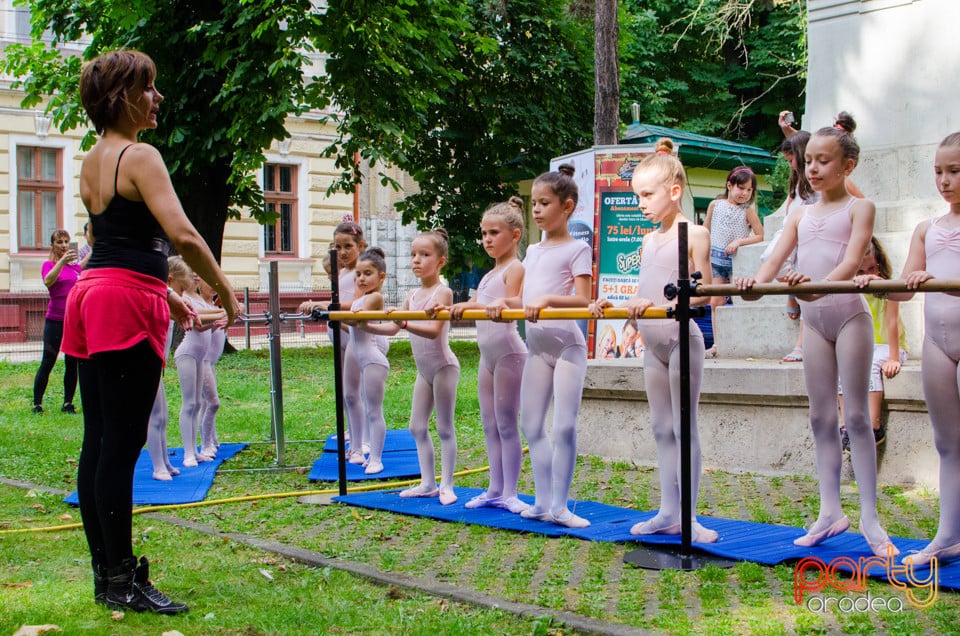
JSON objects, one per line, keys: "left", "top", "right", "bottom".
{"left": 2, "top": 343, "right": 959, "bottom": 634}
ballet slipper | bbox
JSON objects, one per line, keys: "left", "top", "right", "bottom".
{"left": 363, "top": 461, "right": 384, "bottom": 475}
{"left": 182, "top": 455, "right": 198, "bottom": 468}
{"left": 464, "top": 491, "right": 503, "bottom": 509}
{"left": 864, "top": 533, "right": 900, "bottom": 558}
{"left": 439, "top": 487, "right": 458, "bottom": 506}
{"left": 520, "top": 508, "right": 554, "bottom": 522}
{"left": 630, "top": 518, "right": 681, "bottom": 536}
{"left": 152, "top": 470, "right": 173, "bottom": 481}
{"left": 692, "top": 522, "right": 719, "bottom": 544}
{"left": 196, "top": 452, "right": 214, "bottom": 463}
{"left": 902, "top": 541, "right": 960, "bottom": 568}
{"left": 498, "top": 496, "right": 531, "bottom": 514}
{"left": 552, "top": 510, "right": 590, "bottom": 528}
{"left": 793, "top": 516, "right": 850, "bottom": 547}
{"left": 399, "top": 484, "right": 439, "bottom": 498}
{"left": 200, "top": 446, "right": 217, "bottom": 460}
{"left": 348, "top": 451, "right": 366, "bottom": 465}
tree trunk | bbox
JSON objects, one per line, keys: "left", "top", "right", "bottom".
{"left": 173, "top": 158, "right": 234, "bottom": 263}
{"left": 594, "top": 0, "right": 620, "bottom": 146}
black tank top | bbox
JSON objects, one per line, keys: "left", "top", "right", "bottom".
{"left": 86, "top": 144, "right": 169, "bottom": 281}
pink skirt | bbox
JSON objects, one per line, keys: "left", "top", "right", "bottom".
{"left": 62, "top": 268, "right": 169, "bottom": 364}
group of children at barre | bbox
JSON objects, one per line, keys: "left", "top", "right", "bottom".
{"left": 147, "top": 256, "right": 229, "bottom": 481}
{"left": 298, "top": 123, "right": 960, "bottom": 566}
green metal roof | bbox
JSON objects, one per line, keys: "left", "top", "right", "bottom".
{"left": 621, "top": 122, "right": 778, "bottom": 173}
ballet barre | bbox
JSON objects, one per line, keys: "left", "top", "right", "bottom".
{"left": 695, "top": 279, "right": 960, "bottom": 298}
{"left": 317, "top": 307, "right": 673, "bottom": 322}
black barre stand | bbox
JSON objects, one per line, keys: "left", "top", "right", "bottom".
{"left": 623, "top": 222, "right": 735, "bottom": 571}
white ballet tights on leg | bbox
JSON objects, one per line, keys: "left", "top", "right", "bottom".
{"left": 475, "top": 353, "right": 525, "bottom": 503}
{"left": 360, "top": 363, "right": 388, "bottom": 474}
{"left": 146, "top": 381, "right": 178, "bottom": 480}
{"left": 918, "top": 337, "right": 960, "bottom": 556}
{"left": 406, "top": 365, "right": 459, "bottom": 499}
{"left": 519, "top": 345, "right": 587, "bottom": 523}
{"left": 176, "top": 354, "right": 206, "bottom": 467}
{"left": 198, "top": 362, "right": 220, "bottom": 459}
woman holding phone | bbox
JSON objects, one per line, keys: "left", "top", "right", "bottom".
{"left": 33, "top": 229, "right": 82, "bottom": 414}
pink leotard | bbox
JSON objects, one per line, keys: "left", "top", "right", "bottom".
{"left": 634, "top": 231, "right": 704, "bottom": 360}
{"left": 796, "top": 197, "right": 868, "bottom": 341}
{"left": 408, "top": 286, "right": 459, "bottom": 380}
{"left": 350, "top": 296, "right": 389, "bottom": 369}
{"left": 174, "top": 295, "right": 212, "bottom": 361}
{"left": 521, "top": 240, "right": 592, "bottom": 359}
{"left": 338, "top": 268, "right": 387, "bottom": 354}
{"left": 924, "top": 217, "right": 960, "bottom": 360}
{"left": 476, "top": 261, "right": 526, "bottom": 372}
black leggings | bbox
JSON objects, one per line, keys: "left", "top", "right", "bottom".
{"left": 33, "top": 319, "right": 78, "bottom": 406}
{"left": 76, "top": 340, "right": 162, "bottom": 569}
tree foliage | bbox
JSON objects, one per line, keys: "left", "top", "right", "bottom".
{"left": 319, "top": 0, "right": 594, "bottom": 272}
{"left": 3, "top": 0, "right": 326, "bottom": 258}
{"left": 620, "top": 0, "right": 807, "bottom": 152}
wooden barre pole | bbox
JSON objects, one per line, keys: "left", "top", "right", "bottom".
{"left": 324, "top": 307, "right": 672, "bottom": 322}
{"left": 695, "top": 278, "right": 960, "bottom": 298}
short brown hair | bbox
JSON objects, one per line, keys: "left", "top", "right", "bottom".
{"left": 80, "top": 50, "right": 156, "bottom": 134}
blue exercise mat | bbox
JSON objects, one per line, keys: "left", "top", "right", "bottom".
{"left": 64, "top": 443, "right": 248, "bottom": 506}
{"left": 333, "top": 487, "right": 960, "bottom": 591}
{"left": 308, "top": 449, "right": 421, "bottom": 482}
{"left": 323, "top": 429, "right": 417, "bottom": 453}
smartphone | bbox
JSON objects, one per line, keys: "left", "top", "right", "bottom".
{"left": 68, "top": 241, "right": 78, "bottom": 253}
{"left": 783, "top": 112, "right": 795, "bottom": 125}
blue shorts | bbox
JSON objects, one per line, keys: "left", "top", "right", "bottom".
{"left": 710, "top": 247, "right": 733, "bottom": 281}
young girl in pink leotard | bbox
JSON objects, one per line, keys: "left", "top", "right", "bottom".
{"left": 737, "top": 114, "right": 897, "bottom": 557}
{"left": 299, "top": 222, "right": 388, "bottom": 459}
{"left": 488, "top": 164, "right": 593, "bottom": 528}
{"left": 369, "top": 229, "right": 461, "bottom": 504}
{"left": 448, "top": 197, "right": 529, "bottom": 514}
{"left": 871, "top": 132, "right": 960, "bottom": 566}
{"left": 341, "top": 247, "right": 391, "bottom": 475}
{"left": 591, "top": 138, "right": 718, "bottom": 543}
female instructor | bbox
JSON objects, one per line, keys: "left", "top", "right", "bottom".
{"left": 63, "top": 49, "right": 239, "bottom": 615}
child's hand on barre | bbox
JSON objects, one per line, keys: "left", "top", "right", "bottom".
{"left": 904, "top": 270, "right": 934, "bottom": 290}
{"left": 733, "top": 277, "right": 761, "bottom": 302}
{"left": 485, "top": 298, "right": 510, "bottom": 322}
{"left": 588, "top": 298, "right": 611, "bottom": 317}
{"left": 622, "top": 296, "right": 654, "bottom": 319}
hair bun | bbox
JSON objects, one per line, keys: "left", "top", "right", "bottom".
{"left": 432, "top": 227, "right": 450, "bottom": 243}
{"left": 655, "top": 137, "right": 674, "bottom": 154}
{"left": 557, "top": 163, "right": 575, "bottom": 177}
{"left": 834, "top": 111, "right": 856, "bottom": 134}
{"left": 364, "top": 246, "right": 386, "bottom": 259}
{"left": 507, "top": 195, "right": 524, "bottom": 209}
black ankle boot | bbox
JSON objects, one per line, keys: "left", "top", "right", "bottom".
{"left": 106, "top": 556, "right": 188, "bottom": 615}
{"left": 93, "top": 561, "right": 108, "bottom": 604}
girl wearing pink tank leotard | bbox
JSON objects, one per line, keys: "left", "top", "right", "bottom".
{"left": 737, "top": 114, "right": 898, "bottom": 557}
{"left": 591, "top": 138, "right": 718, "bottom": 543}
{"left": 367, "top": 229, "right": 461, "bottom": 504}
{"left": 298, "top": 222, "right": 388, "bottom": 457}
{"left": 448, "top": 197, "right": 529, "bottom": 514}
{"left": 876, "top": 132, "right": 960, "bottom": 567}
{"left": 341, "top": 248, "right": 391, "bottom": 475}
{"left": 488, "top": 165, "right": 593, "bottom": 529}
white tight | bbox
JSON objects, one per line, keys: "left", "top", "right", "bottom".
{"left": 344, "top": 361, "right": 389, "bottom": 465}
{"left": 643, "top": 327, "right": 705, "bottom": 526}
{"left": 477, "top": 352, "right": 525, "bottom": 499}
{"left": 802, "top": 313, "right": 885, "bottom": 540}
{"left": 920, "top": 336, "right": 960, "bottom": 549}
{"left": 176, "top": 354, "right": 204, "bottom": 463}
{"left": 146, "top": 381, "right": 174, "bottom": 474}
{"left": 342, "top": 347, "right": 361, "bottom": 451}
{"left": 520, "top": 345, "right": 587, "bottom": 515}
{"left": 198, "top": 362, "right": 220, "bottom": 454}
{"left": 409, "top": 365, "right": 460, "bottom": 490}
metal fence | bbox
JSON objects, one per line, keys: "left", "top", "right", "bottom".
{"left": 0, "top": 284, "right": 479, "bottom": 363}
